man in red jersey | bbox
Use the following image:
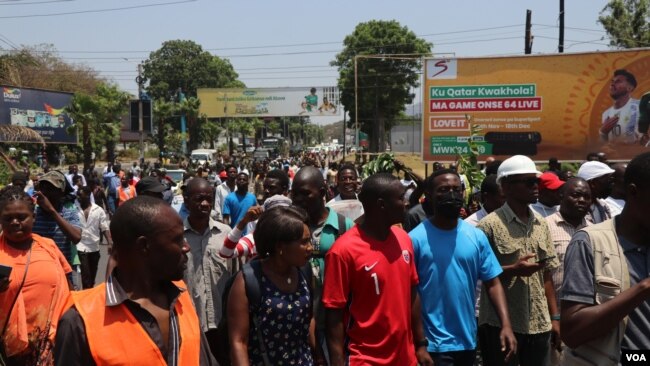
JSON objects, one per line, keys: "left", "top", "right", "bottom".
{"left": 323, "top": 173, "right": 433, "bottom": 366}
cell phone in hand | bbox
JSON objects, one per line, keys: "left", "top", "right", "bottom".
{"left": 0, "top": 264, "right": 12, "bottom": 278}
{"left": 536, "top": 255, "right": 556, "bottom": 264}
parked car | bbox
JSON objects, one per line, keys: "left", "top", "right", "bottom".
{"left": 190, "top": 149, "right": 217, "bottom": 165}
{"left": 289, "top": 143, "right": 303, "bottom": 155}
{"left": 253, "top": 148, "right": 270, "bottom": 161}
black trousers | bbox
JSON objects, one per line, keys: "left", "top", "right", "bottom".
{"left": 78, "top": 251, "right": 100, "bottom": 289}
{"left": 478, "top": 324, "right": 550, "bottom": 366}
{"left": 429, "top": 350, "right": 476, "bottom": 366}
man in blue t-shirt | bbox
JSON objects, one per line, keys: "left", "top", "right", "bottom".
{"left": 409, "top": 169, "right": 516, "bottom": 366}
{"left": 223, "top": 172, "right": 257, "bottom": 232}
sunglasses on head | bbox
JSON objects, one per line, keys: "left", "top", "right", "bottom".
{"left": 508, "top": 177, "right": 540, "bottom": 187}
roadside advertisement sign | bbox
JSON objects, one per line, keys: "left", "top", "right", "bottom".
{"left": 422, "top": 49, "right": 650, "bottom": 161}
{"left": 198, "top": 87, "right": 340, "bottom": 118}
{"left": 0, "top": 86, "right": 76, "bottom": 144}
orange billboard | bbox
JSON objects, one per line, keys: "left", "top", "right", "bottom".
{"left": 422, "top": 49, "right": 650, "bottom": 162}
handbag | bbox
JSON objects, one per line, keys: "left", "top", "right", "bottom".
{"left": 0, "top": 241, "right": 33, "bottom": 366}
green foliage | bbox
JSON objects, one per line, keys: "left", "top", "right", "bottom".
{"left": 200, "top": 119, "right": 223, "bottom": 149}
{"left": 456, "top": 117, "right": 485, "bottom": 190}
{"left": 362, "top": 153, "right": 396, "bottom": 179}
{"left": 599, "top": 0, "right": 650, "bottom": 48}
{"left": 142, "top": 40, "right": 244, "bottom": 101}
{"left": 66, "top": 83, "right": 130, "bottom": 168}
{"left": 332, "top": 20, "right": 432, "bottom": 152}
{"left": 304, "top": 124, "right": 324, "bottom": 145}
{"left": 0, "top": 158, "right": 13, "bottom": 184}
{"left": 267, "top": 120, "right": 280, "bottom": 135}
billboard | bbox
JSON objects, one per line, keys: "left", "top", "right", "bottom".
{"left": 1, "top": 86, "right": 76, "bottom": 144}
{"left": 422, "top": 49, "right": 650, "bottom": 161}
{"left": 198, "top": 87, "right": 340, "bottom": 118}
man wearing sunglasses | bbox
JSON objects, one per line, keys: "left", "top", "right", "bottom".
{"left": 477, "top": 155, "right": 561, "bottom": 366}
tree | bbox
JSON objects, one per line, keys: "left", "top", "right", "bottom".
{"left": 332, "top": 20, "right": 431, "bottom": 152}
{"left": 304, "top": 123, "right": 324, "bottom": 145}
{"left": 599, "top": 0, "right": 650, "bottom": 48}
{"left": 66, "top": 83, "right": 130, "bottom": 171}
{"left": 251, "top": 118, "right": 265, "bottom": 146}
{"left": 142, "top": 40, "right": 244, "bottom": 101}
{"left": 152, "top": 99, "right": 176, "bottom": 154}
{"left": 0, "top": 45, "right": 101, "bottom": 94}
{"left": 267, "top": 120, "right": 280, "bottom": 136}
{"left": 200, "top": 119, "right": 223, "bottom": 149}
{"left": 177, "top": 96, "right": 202, "bottom": 151}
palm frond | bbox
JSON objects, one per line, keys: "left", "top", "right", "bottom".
{"left": 0, "top": 125, "right": 45, "bottom": 145}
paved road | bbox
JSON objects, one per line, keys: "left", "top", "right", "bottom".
{"left": 93, "top": 241, "right": 110, "bottom": 286}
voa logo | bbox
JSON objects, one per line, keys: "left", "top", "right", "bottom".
{"left": 625, "top": 353, "right": 646, "bottom": 362}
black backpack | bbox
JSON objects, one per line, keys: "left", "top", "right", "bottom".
{"left": 213, "top": 258, "right": 313, "bottom": 366}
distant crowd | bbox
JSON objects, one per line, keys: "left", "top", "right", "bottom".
{"left": 0, "top": 148, "right": 648, "bottom": 366}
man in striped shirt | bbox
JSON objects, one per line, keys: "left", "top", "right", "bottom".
{"left": 32, "top": 171, "right": 82, "bottom": 272}
{"left": 545, "top": 177, "right": 592, "bottom": 308}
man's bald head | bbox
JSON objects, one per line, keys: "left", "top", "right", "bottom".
{"left": 293, "top": 166, "right": 326, "bottom": 190}
{"left": 183, "top": 177, "right": 212, "bottom": 197}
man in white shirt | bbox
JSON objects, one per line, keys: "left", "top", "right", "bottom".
{"left": 530, "top": 172, "right": 564, "bottom": 218}
{"left": 604, "top": 162, "right": 627, "bottom": 216}
{"left": 76, "top": 186, "right": 111, "bottom": 289}
{"left": 65, "top": 164, "right": 87, "bottom": 187}
{"left": 600, "top": 69, "right": 639, "bottom": 144}
{"left": 214, "top": 164, "right": 237, "bottom": 222}
{"left": 326, "top": 163, "right": 364, "bottom": 221}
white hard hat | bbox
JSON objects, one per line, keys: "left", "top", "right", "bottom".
{"left": 496, "top": 155, "right": 541, "bottom": 184}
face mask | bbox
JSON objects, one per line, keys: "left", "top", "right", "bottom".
{"left": 435, "top": 191, "right": 464, "bottom": 219}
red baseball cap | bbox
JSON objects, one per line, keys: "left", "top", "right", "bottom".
{"left": 539, "top": 172, "right": 564, "bottom": 190}
{"left": 219, "top": 171, "right": 228, "bottom": 179}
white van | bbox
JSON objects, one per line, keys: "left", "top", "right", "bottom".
{"left": 190, "top": 149, "right": 217, "bottom": 165}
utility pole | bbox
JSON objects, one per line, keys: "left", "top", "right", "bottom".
{"left": 137, "top": 64, "right": 144, "bottom": 163}
{"left": 177, "top": 87, "right": 187, "bottom": 155}
{"left": 525, "top": 10, "right": 533, "bottom": 54}
{"left": 342, "top": 109, "right": 347, "bottom": 157}
{"left": 559, "top": 0, "right": 565, "bottom": 53}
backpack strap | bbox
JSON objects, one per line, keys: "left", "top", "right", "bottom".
{"left": 242, "top": 260, "right": 263, "bottom": 312}
{"left": 242, "top": 259, "right": 271, "bottom": 366}
{"left": 336, "top": 213, "right": 347, "bottom": 239}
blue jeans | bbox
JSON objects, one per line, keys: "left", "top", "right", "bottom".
{"left": 107, "top": 193, "right": 117, "bottom": 216}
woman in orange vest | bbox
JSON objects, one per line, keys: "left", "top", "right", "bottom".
{"left": 0, "top": 186, "right": 72, "bottom": 365}
{"left": 116, "top": 173, "right": 137, "bottom": 207}
{"left": 53, "top": 196, "right": 216, "bottom": 365}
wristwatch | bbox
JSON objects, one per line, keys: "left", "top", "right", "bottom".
{"left": 415, "top": 339, "right": 428, "bottom": 348}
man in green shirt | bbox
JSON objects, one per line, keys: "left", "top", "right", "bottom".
{"left": 291, "top": 166, "right": 353, "bottom": 361}
{"left": 477, "top": 155, "right": 560, "bottom": 366}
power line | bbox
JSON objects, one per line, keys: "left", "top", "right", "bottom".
{"left": 534, "top": 35, "right": 610, "bottom": 47}
{"left": 0, "top": 0, "right": 75, "bottom": 5}
{"left": 38, "top": 35, "right": 524, "bottom": 61}
{"left": 534, "top": 23, "right": 607, "bottom": 34}
{"left": 0, "top": 33, "right": 19, "bottom": 49}
{"left": 0, "top": 0, "right": 196, "bottom": 18}
{"left": 13, "top": 24, "right": 526, "bottom": 54}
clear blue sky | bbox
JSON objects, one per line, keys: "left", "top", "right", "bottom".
{"left": 1, "top": 0, "right": 613, "bottom": 122}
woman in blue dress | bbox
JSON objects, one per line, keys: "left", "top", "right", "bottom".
{"left": 228, "top": 206, "right": 323, "bottom": 365}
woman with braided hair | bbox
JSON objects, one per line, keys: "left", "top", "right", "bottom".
{"left": 0, "top": 186, "right": 72, "bottom": 365}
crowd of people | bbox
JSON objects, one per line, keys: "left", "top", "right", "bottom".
{"left": 0, "top": 148, "right": 648, "bottom": 366}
